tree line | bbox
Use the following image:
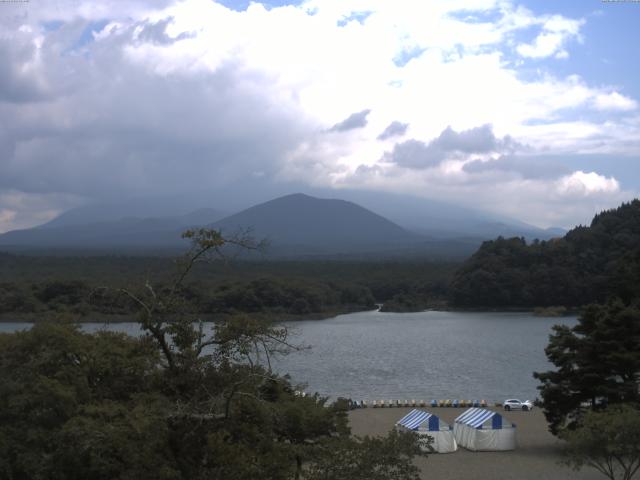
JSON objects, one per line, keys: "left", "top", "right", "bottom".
{"left": 521, "top": 201, "right": 640, "bottom": 480}
{"left": 0, "top": 255, "right": 456, "bottom": 319}
{"left": 449, "top": 200, "right": 640, "bottom": 308}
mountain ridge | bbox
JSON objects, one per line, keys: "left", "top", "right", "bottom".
{"left": 0, "top": 192, "right": 565, "bottom": 258}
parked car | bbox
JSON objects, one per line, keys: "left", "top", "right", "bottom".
{"left": 503, "top": 399, "right": 533, "bottom": 411}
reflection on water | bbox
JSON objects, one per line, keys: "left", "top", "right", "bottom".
{"left": 0, "top": 310, "right": 576, "bottom": 402}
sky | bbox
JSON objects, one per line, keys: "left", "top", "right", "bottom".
{"left": 0, "top": 0, "right": 639, "bottom": 232}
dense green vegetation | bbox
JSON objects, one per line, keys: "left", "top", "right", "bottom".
{"left": 0, "top": 254, "right": 457, "bottom": 320}
{"left": 526, "top": 203, "right": 640, "bottom": 479}
{"left": 450, "top": 200, "right": 640, "bottom": 308}
{"left": 0, "top": 229, "right": 428, "bottom": 480}
{"left": 534, "top": 300, "right": 640, "bottom": 434}
{"left": 534, "top": 299, "right": 640, "bottom": 480}
{"left": 560, "top": 404, "right": 640, "bottom": 480}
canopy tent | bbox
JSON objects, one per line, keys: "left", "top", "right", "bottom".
{"left": 396, "top": 409, "right": 457, "bottom": 453}
{"left": 453, "top": 408, "right": 516, "bottom": 451}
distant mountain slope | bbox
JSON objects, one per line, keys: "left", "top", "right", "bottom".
{"left": 311, "top": 188, "right": 565, "bottom": 241}
{"left": 36, "top": 184, "right": 565, "bottom": 241}
{"left": 210, "top": 193, "right": 421, "bottom": 253}
{"left": 0, "top": 189, "right": 565, "bottom": 258}
{"left": 0, "top": 209, "right": 222, "bottom": 249}
{"left": 449, "top": 199, "right": 640, "bottom": 307}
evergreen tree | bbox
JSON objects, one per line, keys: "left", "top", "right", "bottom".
{"left": 534, "top": 300, "right": 640, "bottom": 434}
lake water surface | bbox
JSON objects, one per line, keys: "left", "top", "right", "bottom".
{"left": 0, "top": 310, "right": 576, "bottom": 402}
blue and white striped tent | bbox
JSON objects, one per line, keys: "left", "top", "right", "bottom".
{"left": 453, "top": 408, "right": 516, "bottom": 451}
{"left": 396, "top": 409, "right": 457, "bottom": 453}
{"left": 455, "top": 408, "right": 505, "bottom": 429}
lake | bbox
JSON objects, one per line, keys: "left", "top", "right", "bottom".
{"left": 0, "top": 310, "right": 576, "bottom": 403}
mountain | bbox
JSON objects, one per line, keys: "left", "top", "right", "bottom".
{"left": 0, "top": 190, "right": 565, "bottom": 258}
{"left": 0, "top": 209, "right": 223, "bottom": 251}
{"left": 0, "top": 194, "right": 425, "bottom": 255}
{"left": 36, "top": 181, "right": 565, "bottom": 241}
{"left": 307, "top": 188, "right": 564, "bottom": 241}
{"left": 38, "top": 196, "right": 226, "bottom": 229}
{"left": 210, "top": 193, "right": 421, "bottom": 254}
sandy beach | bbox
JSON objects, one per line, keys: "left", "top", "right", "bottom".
{"left": 349, "top": 407, "right": 602, "bottom": 480}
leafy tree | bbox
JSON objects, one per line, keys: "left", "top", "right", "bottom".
{"left": 304, "top": 430, "right": 428, "bottom": 480}
{"left": 0, "top": 323, "right": 164, "bottom": 480}
{"left": 560, "top": 404, "right": 640, "bottom": 480}
{"left": 0, "top": 228, "right": 427, "bottom": 480}
{"left": 534, "top": 300, "right": 640, "bottom": 434}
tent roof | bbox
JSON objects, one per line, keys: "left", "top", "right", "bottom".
{"left": 396, "top": 409, "right": 436, "bottom": 430}
{"left": 455, "top": 408, "right": 501, "bottom": 428}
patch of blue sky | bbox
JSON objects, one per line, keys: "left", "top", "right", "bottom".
{"left": 337, "top": 11, "right": 372, "bottom": 27}
{"left": 42, "top": 20, "right": 64, "bottom": 32}
{"left": 522, "top": 0, "right": 640, "bottom": 100}
{"left": 393, "top": 46, "right": 426, "bottom": 67}
{"left": 213, "top": 0, "right": 302, "bottom": 11}
{"left": 552, "top": 17, "right": 638, "bottom": 99}
{"left": 59, "top": 19, "right": 110, "bottom": 58}
{"left": 521, "top": 103, "right": 634, "bottom": 128}
{"left": 75, "top": 19, "right": 110, "bottom": 49}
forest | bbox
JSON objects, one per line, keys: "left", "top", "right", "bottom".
{"left": 449, "top": 200, "right": 640, "bottom": 308}
{"left": 0, "top": 254, "right": 456, "bottom": 321}
{"left": 1, "top": 200, "right": 640, "bottom": 323}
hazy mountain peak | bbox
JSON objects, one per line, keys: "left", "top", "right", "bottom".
{"left": 211, "top": 193, "right": 420, "bottom": 253}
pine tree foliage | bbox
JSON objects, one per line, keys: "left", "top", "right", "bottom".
{"left": 450, "top": 200, "right": 640, "bottom": 307}
{"left": 534, "top": 300, "right": 640, "bottom": 435}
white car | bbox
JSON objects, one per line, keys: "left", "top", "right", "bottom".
{"left": 503, "top": 399, "right": 533, "bottom": 411}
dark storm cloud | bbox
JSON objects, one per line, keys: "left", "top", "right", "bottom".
{"left": 436, "top": 124, "right": 498, "bottom": 153}
{"left": 328, "top": 109, "right": 371, "bottom": 132}
{"left": 0, "top": 16, "right": 313, "bottom": 202}
{"left": 377, "top": 121, "right": 409, "bottom": 140}
{"left": 463, "top": 155, "right": 571, "bottom": 179}
{"left": 0, "top": 30, "right": 49, "bottom": 103}
{"left": 384, "top": 124, "right": 521, "bottom": 169}
{"left": 384, "top": 139, "right": 443, "bottom": 168}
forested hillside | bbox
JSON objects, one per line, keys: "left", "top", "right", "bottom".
{"left": 449, "top": 200, "right": 640, "bottom": 308}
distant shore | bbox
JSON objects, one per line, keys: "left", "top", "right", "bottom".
{"left": 349, "top": 407, "right": 600, "bottom": 480}
{"left": 0, "top": 305, "right": 579, "bottom": 323}
{"left": 0, "top": 306, "right": 373, "bottom": 324}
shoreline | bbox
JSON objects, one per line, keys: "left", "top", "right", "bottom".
{"left": 0, "top": 305, "right": 578, "bottom": 323}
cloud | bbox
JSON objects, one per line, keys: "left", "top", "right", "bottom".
{"left": 0, "top": 189, "right": 81, "bottom": 233}
{"left": 463, "top": 155, "right": 568, "bottom": 179}
{"left": 516, "top": 15, "right": 584, "bottom": 59}
{"left": 0, "top": 27, "right": 50, "bottom": 103}
{"left": 377, "top": 121, "right": 409, "bottom": 140}
{"left": 383, "top": 139, "right": 443, "bottom": 169}
{"left": 328, "top": 109, "right": 371, "bottom": 132}
{"left": 0, "top": 0, "right": 638, "bottom": 230}
{"left": 134, "top": 17, "right": 195, "bottom": 45}
{"left": 556, "top": 170, "right": 620, "bottom": 197}
{"left": 592, "top": 92, "right": 637, "bottom": 111}
{"left": 384, "top": 124, "right": 519, "bottom": 169}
